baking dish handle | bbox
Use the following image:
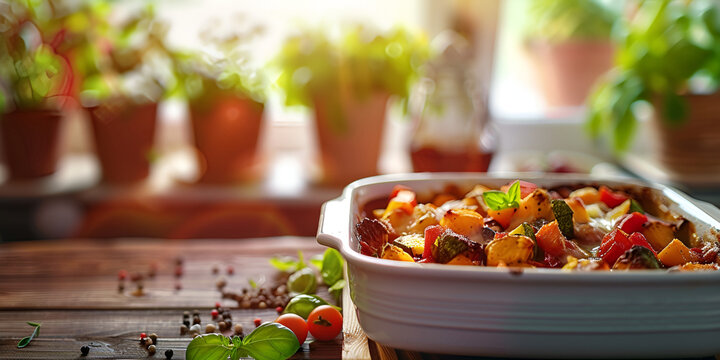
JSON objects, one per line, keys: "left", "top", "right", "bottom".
{"left": 316, "top": 197, "right": 348, "bottom": 251}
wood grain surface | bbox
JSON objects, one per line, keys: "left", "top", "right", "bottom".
{"left": 0, "top": 237, "right": 341, "bottom": 359}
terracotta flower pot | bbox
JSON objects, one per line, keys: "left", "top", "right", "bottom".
{"left": 649, "top": 93, "right": 720, "bottom": 178}
{"left": 313, "top": 92, "right": 389, "bottom": 186}
{"left": 190, "top": 94, "right": 264, "bottom": 184}
{"left": 527, "top": 40, "right": 614, "bottom": 108}
{"left": 1, "top": 109, "right": 63, "bottom": 179}
{"left": 88, "top": 101, "right": 157, "bottom": 184}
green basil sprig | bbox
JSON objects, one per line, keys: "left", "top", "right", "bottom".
{"left": 320, "top": 248, "right": 343, "bottom": 286}
{"left": 186, "top": 323, "right": 299, "bottom": 360}
{"left": 17, "top": 322, "right": 41, "bottom": 348}
{"left": 483, "top": 181, "right": 521, "bottom": 211}
{"left": 269, "top": 251, "right": 307, "bottom": 273}
{"left": 286, "top": 267, "right": 317, "bottom": 295}
{"left": 283, "top": 294, "right": 340, "bottom": 319}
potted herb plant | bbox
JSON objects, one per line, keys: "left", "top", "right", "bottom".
{"left": 81, "top": 5, "right": 167, "bottom": 184}
{"left": 524, "top": 0, "right": 618, "bottom": 108}
{"left": 276, "top": 27, "right": 429, "bottom": 186}
{"left": 588, "top": 0, "right": 720, "bottom": 178}
{"left": 0, "top": 5, "right": 70, "bottom": 179}
{"left": 173, "top": 28, "right": 266, "bottom": 184}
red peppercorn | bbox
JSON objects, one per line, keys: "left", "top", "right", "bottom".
{"left": 275, "top": 306, "right": 283, "bottom": 314}
{"left": 140, "top": 332, "right": 147, "bottom": 339}
{"left": 211, "top": 309, "right": 219, "bottom": 319}
{"left": 215, "top": 302, "right": 221, "bottom": 309}
{"left": 226, "top": 265, "right": 234, "bottom": 275}
{"left": 174, "top": 282, "right": 182, "bottom": 291}
{"left": 118, "top": 270, "right": 127, "bottom": 281}
{"left": 253, "top": 318, "right": 261, "bottom": 327}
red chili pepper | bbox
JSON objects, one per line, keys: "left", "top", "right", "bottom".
{"left": 422, "top": 225, "right": 444, "bottom": 261}
{"left": 616, "top": 212, "right": 648, "bottom": 234}
{"left": 599, "top": 186, "right": 629, "bottom": 208}
{"left": 628, "top": 232, "right": 657, "bottom": 255}
{"left": 598, "top": 228, "right": 632, "bottom": 265}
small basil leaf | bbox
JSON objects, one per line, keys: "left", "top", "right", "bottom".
{"left": 242, "top": 323, "right": 300, "bottom": 360}
{"left": 186, "top": 334, "right": 233, "bottom": 360}
{"left": 269, "top": 257, "right": 300, "bottom": 272}
{"left": 283, "top": 294, "right": 338, "bottom": 319}
{"left": 482, "top": 191, "right": 506, "bottom": 210}
{"left": 507, "top": 181, "right": 521, "bottom": 204}
{"left": 17, "top": 336, "right": 32, "bottom": 348}
{"left": 26, "top": 322, "right": 40, "bottom": 327}
{"left": 309, "top": 254, "right": 323, "bottom": 269}
{"left": 329, "top": 278, "right": 346, "bottom": 303}
{"left": 320, "top": 249, "right": 344, "bottom": 286}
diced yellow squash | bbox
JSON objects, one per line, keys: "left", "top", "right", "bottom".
{"left": 393, "top": 234, "right": 425, "bottom": 257}
{"left": 485, "top": 235, "right": 534, "bottom": 266}
{"left": 657, "top": 239, "right": 700, "bottom": 267}
{"left": 381, "top": 244, "right": 415, "bottom": 262}
{"left": 507, "top": 189, "right": 554, "bottom": 230}
{"left": 584, "top": 203, "right": 604, "bottom": 218}
{"left": 640, "top": 220, "right": 676, "bottom": 252}
{"left": 440, "top": 208, "right": 484, "bottom": 238}
{"left": 606, "top": 199, "right": 631, "bottom": 222}
{"left": 569, "top": 187, "right": 600, "bottom": 205}
{"left": 566, "top": 198, "right": 590, "bottom": 223}
{"left": 446, "top": 254, "right": 475, "bottom": 265}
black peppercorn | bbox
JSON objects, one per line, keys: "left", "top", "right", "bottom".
{"left": 183, "top": 320, "right": 190, "bottom": 327}
{"left": 165, "top": 349, "right": 174, "bottom": 359}
{"left": 80, "top": 345, "right": 90, "bottom": 356}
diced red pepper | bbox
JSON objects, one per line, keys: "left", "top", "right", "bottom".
{"left": 628, "top": 232, "right": 657, "bottom": 255}
{"left": 598, "top": 228, "right": 632, "bottom": 265}
{"left": 599, "top": 186, "right": 629, "bottom": 208}
{"left": 422, "top": 225, "right": 444, "bottom": 261}
{"left": 616, "top": 212, "right": 648, "bottom": 234}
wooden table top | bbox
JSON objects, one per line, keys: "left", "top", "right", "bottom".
{"left": 0, "top": 237, "right": 342, "bottom": 359}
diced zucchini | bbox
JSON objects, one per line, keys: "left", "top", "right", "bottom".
{"left": 432, "top": 232, "right": 469, "bottom": 264}
{"left": 509, "top": 223, "right": 536, "bottom": 241}
{"left": 613, "top": 246, "right": 661, "bottom": 270}
{"left": 551, "top": 199, "right": 574, "bottom": 239}
{"left": 393, "top": 234, "right": 425, "bottom": 257}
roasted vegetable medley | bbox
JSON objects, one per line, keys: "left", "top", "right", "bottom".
{"left": 355, "top": 181, "right": 720, "bottom": 271}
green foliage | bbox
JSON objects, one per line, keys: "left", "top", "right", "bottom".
{"left": 275, "top": 26, "right": 429, "bottom": 132}
{"left": 17, "top": 322, "right": 41, "bottom": 348}
{"left": 588, "top": 0, "right": 720, "bottom": 152}
{"left": 526, "top": 0, "right": 618, "bottom": 43}
{"left": 186, "top": 324, "right": 299, "bottom": 360}
{"left": 483, "top": 181, "right": 521, "bottom": 211}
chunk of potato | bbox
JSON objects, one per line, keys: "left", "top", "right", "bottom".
{"left": 657, "top": 239, "right": 700, "bottom": 267}
{"left": 440, "top": 208, "right": 485, "bottom": 238}
{"left": 569, "top": 187, "right": 600, "bottom": 205}
{"left": 381, "top": 244, "right": 415, "bottom": 262}
{"left": 446, "top": 254, "right": 475, "bottom": 265}
{"left": 640, "top": 220, "right": 676, "bottom": 252}
{"left": 566, "top": 198, "right": 590, "bottom": 224}
{"left": 507, "top": 189, "right": 554, "bottom": 230}
{"left": 485, "top": 235, "right": 534, "bottom": 266}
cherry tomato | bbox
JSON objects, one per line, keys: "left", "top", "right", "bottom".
{"left": 276, "top": 313, "right": 308, "bottom": 344}
{"left": 306, "top": 305, "right": 342, "bottom": 341}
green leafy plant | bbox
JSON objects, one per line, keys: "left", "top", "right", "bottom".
{"left": 0, "top": 3, "right": 70, "bottom": 111}
{"left": 17, "top": 322, "right": 41, "bottom": 348}
{"left": 483, "top": 181, "right": 521, "bottom": 211}
{"left": 525, "top": 0, "right": 618, "bottom": 43}
{"left": 269, "top": 250, "right": 307, "bottom": 273}
{"left": 588, "top": 0, "right": 720, "bottom": 152}
{"left": 275, "top": 26, "right": 429, "bottom": 132}
{"left": 186, "top": 323, "right": 299, "bottom": 360}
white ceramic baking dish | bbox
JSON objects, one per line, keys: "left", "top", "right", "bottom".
{"left": 317, "top": 173, "right": 720, "bottom": 359}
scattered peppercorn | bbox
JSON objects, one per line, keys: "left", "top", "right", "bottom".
{"left": 258, "top": 301, "right": 267, "bottom": 309}
{"left": 192, "top": 309, "right": 199, "bottom": 316}
{"left": 183, "top": 311, "right": 189, "bottom": 319}
{"left": 118, "top": 283, "right": 125, "bottom": 293}
{"left": 218, "top": 321, "right": 227, "bottom": 331}
{"left": 212, "top": 265, "right": 219, "bottom": 275}
{"left": 205, "top": 323, "right": 217, "bottom": 333}
{"left": 147, "top": 344, "right": 156, "bottom": 355}
{"left": 276, "top": 306, "right": 283, "bottom": 313}
{"left": 211, "top": 309, "right": 219, "bottom": 319}
{"left": 140, "top": 333, "right": 147, "bottom": 340}
{"left": 165, "top": 349, "right": 173, "bottom": 359}
{"left": 174, "top": 265, "right": 183, "bottom": 278}
{"left": 80, "top": 345, "right": 90, "bottom": 356}
{"left": 233, "top": 323, "right": 243, "bottom": 336}
{"left": 118, "top": 270, "right": 127, "bottom": 281}
{"left": 189, "top": 324, "right": 201, "bottom": 336}
{"left": 149, "top": 333, "right": 158, "bottom": 344}
{"left": 192, "top": 316, "right": 201, "bottom": 325}
{"left": 175, "top": 257, "right": 183, "bottom": 266}
{"left": 215, "top": 302, "right": 221, "bottom": 309}
{"left": 226, "top": 265, "right": 234, "bottom": 275}
{"left": 216, "top": 277, "right": 227, "bottom": 290}
{"left": 180, "top": 324, "right": 188, "bottom": 335}
{"left": 254, "top": 318, "right": 261, "bottom": 327}
{"left": 174, "top": 282, "right": 182, "bottom": 291}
